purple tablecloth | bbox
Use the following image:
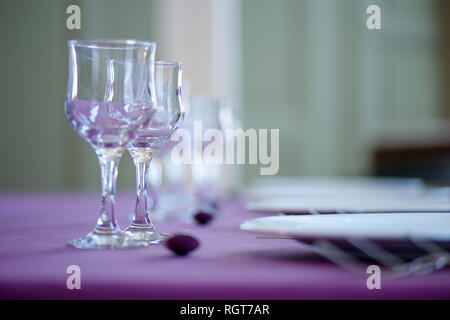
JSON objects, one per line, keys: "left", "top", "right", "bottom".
{"left": 0, "top": 192, "right": 449, "bottom": 299}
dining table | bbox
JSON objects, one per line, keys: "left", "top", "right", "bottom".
{"left": 1, "top": 192, "right": 450, "bottom": 299}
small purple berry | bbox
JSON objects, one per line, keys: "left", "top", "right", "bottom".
{"left": 166, "top": 234, "right": 199, "bottom": 256}
{"left": 194, "top": 211, "right": 214, "bottom": 225}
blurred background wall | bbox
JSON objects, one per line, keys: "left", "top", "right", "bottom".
{"left": 1, "top": 0, "right": 449, "bottom": 190}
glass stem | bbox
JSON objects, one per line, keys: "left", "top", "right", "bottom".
{"left": 130, "top": 148, "right": 154, "bottom": 226}
{"left": 94, "top": 148, "right": 122, "bottom": 234}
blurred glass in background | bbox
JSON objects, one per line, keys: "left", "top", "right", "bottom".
{"left": 1, "top": 0, "right": 450, "bottom": 192}
{"left": 151, "top": 95, "right": 235, "bottom": 220}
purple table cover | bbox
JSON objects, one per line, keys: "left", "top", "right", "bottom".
{"left": 0, "top": 192, "right": 449, "bottom": 299}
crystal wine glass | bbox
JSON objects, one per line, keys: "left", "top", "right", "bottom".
{"left": 65, "top": 39, "right": 156, "bottom": 249}
{"left": 124, "top": 60, "right": 184, "bottom": 243}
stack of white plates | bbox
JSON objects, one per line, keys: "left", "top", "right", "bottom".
{"left": 240, "top": 212, "right": 450, "bottom": 252}
{"left": 245, "top": 176, "right": 450, "bottom": 214}
{"left": 241, "top": 177, "right": 450, "bottom": 259}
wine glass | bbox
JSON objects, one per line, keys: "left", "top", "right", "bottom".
{"left": 65, "top": 39, "right": 156, "bottom": 249}
{"left": 188, "top": 96, "right": 225, "bottom": 208}
{"left": 124, "top": 60, "right": 184, "bottom": 243}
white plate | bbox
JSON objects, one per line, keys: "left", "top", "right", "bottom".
{"left": 246, "top": 196, "right": 450, "bottom": 213}
{"left": 240, "top": 212, "right": 450, "bottom": 242}
{"left": 246, "top": 176, "right": 426, "bottom": 198}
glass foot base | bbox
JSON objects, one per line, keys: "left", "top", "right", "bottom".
{"left": 123, "top": 224, "right": 171, "bottom": 244}
{"left": 68, "top": 230, "right": 148, "bottom": 249}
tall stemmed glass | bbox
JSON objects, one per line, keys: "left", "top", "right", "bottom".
{"left": 65, "top": 39, "right": 156, "bottom": 249}
{"left": 124, "top": 61, "right": 184, "bottom": 243}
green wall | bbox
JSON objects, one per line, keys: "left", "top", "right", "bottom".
{"left": 240, "top": 0, "right": 444, "bottom": 180}
{"left": 0, "top": 0, "right": 158, "bottom": 190}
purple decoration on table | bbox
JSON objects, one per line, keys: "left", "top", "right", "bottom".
{"left": 194, "top": 211, "right": 214, "bottom": 225}
{"left": 166, "top": 234, "right": 200, "bottom": 255}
